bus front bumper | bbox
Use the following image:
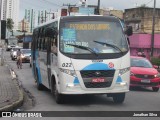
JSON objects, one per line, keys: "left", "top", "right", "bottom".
{"left": 60, "top": 83, "right": 129, "bottom": 95}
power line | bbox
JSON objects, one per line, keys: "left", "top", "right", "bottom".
{"left": 145, "top": 0, "right": 154, "bottom": 6}
{"left": 40, "top": 0, "right": 62, "bottom": 7}
{"left": 21, "top": 0, "right": 48, "bottom": 9}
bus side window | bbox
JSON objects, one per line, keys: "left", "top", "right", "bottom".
{"left": 43, "top": 38, "right": 47, "bottom": 51}
{"left": 51, "top": 38, "right": 57, "bottom": 55}
{"left": 38, "top": 29, "right": 42, "bottom": 50}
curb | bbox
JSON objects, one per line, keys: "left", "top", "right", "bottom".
{"left": 0, "top": 69, "right": 24, "bottom": 111}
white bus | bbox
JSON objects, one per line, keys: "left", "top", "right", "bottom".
{"left": 31, "top": 15, "right": 132, "bottom": 104}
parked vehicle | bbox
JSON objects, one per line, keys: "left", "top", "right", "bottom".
{"left": 20, "top": 49, "right": 31, "bottom": 63}
{"left": 10, "top": 47, "right": 23, "bottom": 60}
{"left": 130, "top": 56, "right": 160, "bottom": 92}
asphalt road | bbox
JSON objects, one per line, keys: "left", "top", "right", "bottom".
{"left": 4, "top": 51, "right": 160, "bottom": 120}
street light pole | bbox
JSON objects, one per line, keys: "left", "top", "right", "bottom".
{"left": 97, "top": 0, "right": 100, "bottom": 15}
{"left": 151, "top": 0, "right": 156, "bottom": 57}
{"left": 0, "top": 0, "right": 2, "bottom": 44}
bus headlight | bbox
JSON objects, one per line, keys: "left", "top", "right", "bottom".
{"left": 59, "top": 68, "right": 76, "bottom": 77}
{"left": 119, "top": 67, "right": 130, "bottom": 76}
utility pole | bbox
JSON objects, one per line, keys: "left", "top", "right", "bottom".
{"left": 30, "top": 9, "right": 33, "bottom": 33}
{"left": 22, "top": 19, "right": 27, "bottom": 43}
{"left": 0, "top": 0, "right": 2, "bottom": 43}
{"left": 0, "top": 0, "right": 4, "bottom": 66}
{"left": 38, "top": 11, "right": 40, "bottom": 25}
{"left": 151, "top": 0, "right": 156, "bottom": 57}
{"left": 97, "top": 0, "right": 100, "bottom": 15}
{"left": 45, "top": 10, "right": 47, "bottom": 22}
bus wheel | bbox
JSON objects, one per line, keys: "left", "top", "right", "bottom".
{"left": 112, "top": 93, "right": 125, "bottom": 104}
{"left": 53, "top": 83, "right": 64, "bottom": 104}
{"left": 152, "top": 87, "right": 159, "bottom": 92}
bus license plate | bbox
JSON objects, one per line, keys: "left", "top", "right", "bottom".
{"left": 92, "top": 78, "right": 105, "bottom": 83}
{"left": 141, "top": 79, "right": 150, "bottom": 83}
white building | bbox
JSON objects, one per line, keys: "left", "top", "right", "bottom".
{"left": 1, "top": 0, "right": 7, "bottom": 20}
{"left": 24, "top": 9, "right": 36, "bottom": 33}
{"left": 1, "top": 0, "right": 19, "bottom": 30}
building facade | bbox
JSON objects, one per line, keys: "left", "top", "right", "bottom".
{"left": 24, "top": 9, "right": 36, "bottom": 33}
{"left": 129, "top": 34, "right": 160, "bottom": 59}
{"left": 1, "top": 0, "right": 7, "bottom": 20}
{"left": 99, "top": 8, "right": 123, "bottom": 19}
{"left": 125, "top": 7, "right": 160, "bottom": 58}
{"left": 124, "top": 7, "right": 160, "bottom": 33}
{"left": 1, "top": 0, "right": 19, "bottom": 30}
{"left": 18, "top": 19, "right": 30, "bottom": 33}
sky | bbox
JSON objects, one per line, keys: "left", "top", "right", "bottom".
{"left": 19, "top": 0, "right": 160, "bottom": 20}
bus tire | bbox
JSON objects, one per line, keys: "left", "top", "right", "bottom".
{"left": 112, "top": 93, "right": 125, "bottom": 104}
{"left": 52, "top": 82, "right": 64, "bottom": 104}
{"left": 36, "top": 69, "right": 44, "bottom": 90}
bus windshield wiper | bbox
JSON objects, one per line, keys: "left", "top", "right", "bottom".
{"left": 66, "top": 44, "right": 98, "bottom": 56}
{"left": 93, "top": 40, "right": 123, "bottom": 55}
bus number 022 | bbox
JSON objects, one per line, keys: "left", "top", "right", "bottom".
{"left": 62, "top": 63, "right": 72, "bottom": 67}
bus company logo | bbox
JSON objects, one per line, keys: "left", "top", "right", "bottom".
{"left": 109, "top": 62, "right": 114, "bottom": 68}
{"left": 95, "top": 71, "right": 101, "bottom": 76}
{"left": 2, "top": 112, "right": 12, "bottom": 117}
{"left": 144, "top": 75, "right": 148, "bottom": 78}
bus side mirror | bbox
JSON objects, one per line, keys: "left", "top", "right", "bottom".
{"left": 125, "top": 26, "right": 133, "bottom": 36}
{"left": 153, "top": 65, "right": 158, "bottom": 69}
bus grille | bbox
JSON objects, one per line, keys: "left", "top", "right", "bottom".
{"left": 80, "top": 70, "right": 115, "bottom": 78}
{"left": 80, "top": 70, "right": 115, "bottom": 88}
{"left": 135, "top": 74, "right": 154, "bottom": 79}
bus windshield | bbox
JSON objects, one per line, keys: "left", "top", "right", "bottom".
{"left": 60, "top": 20, "right": 128, "bottom": 54}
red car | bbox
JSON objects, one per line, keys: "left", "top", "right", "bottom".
{"left": 130, "top": 56, "right": 160, "bottom": 92}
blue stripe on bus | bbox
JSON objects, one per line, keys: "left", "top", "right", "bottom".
{"left": 74, "top": 77, "right": 80, "bottom": 84}
{"left": 116, "top": 76, "right": 123, "bottom": 83}
{"left": 31, "top": 50, "right": 34, "bottom": 76}
{"left": 82, "top": 63, "right": 114, "bottom": 71}
{"left": 35, "top": 50, "right": 42, "bottom": 84}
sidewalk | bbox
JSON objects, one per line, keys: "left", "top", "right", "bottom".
{"left": 0, "top": 64, "right": 23, "bottom": 111}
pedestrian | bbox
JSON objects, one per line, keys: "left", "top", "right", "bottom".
{"left": 17, "top": 49, "right": 22, "bottom": 69}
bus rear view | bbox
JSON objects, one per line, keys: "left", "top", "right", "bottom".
{"left": 32, "top": 16, "right": 131, "bottom": 104}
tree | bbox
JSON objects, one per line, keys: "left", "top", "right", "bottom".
{"left": 140, "top": 4, "right": 149, "bottom": 8}
{"left": 6, "top": 18, "right": 14, "bottom": 36}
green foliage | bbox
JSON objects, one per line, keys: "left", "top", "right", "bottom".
{"left": 6, "top": 18, "right": 14, "bottom": 36}
{"left": 150, "top": 57, "right": 160, "bottom": 66}
{"left": 6, "top": 18, "right": 14, "bottom": 30}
